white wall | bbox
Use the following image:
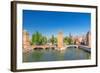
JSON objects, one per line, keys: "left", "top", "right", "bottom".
{"left": 0, "top": 0, "right": 99, "bottom": 73}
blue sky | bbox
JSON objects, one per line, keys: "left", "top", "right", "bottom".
{"left": 23, "top": 10, "right": 91, "bottom": 38}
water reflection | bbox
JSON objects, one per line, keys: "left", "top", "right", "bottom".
{"left": 23, "top": 48, "right": 91, "bottom": 62}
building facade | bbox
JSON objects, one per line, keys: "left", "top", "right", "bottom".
{"left": 23, "top": 30, "right": 31, "bottom": 52}
{"left": 86, "top": 31, "right": 91, "bottom": 48}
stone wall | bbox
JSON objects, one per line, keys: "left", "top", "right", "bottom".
{"left": 57, "top": 32, "right": 63, "bottom": 48}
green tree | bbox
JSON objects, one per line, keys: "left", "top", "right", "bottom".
{"left": 32, "top": 31, "right": 48, "bottom": 45}
{"left": 64, "top": 37, "right": 69, "bottom": 45}
{"left": 67, "top": 37, "right": 73, "bottom": 45}
{"left": 41, "top": 36, "right": 47, "bottom": 45}
{"left": 64, "top": 37, "right": 73, "bottom": 45}
{"left": 32, "top": 31, "right": 42, "bottom": 45}
{"left": 50, "top": 35, "right": 57, "bottom": 45}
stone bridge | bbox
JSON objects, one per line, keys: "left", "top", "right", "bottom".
{"left": 65, "top": 45, "right": 78, "bottom": 48}
{"left": 32, "top": 45, "right": 56, "bottom": 49}
{"left": 31, "top": 45, "right": 90, "bottom": 52}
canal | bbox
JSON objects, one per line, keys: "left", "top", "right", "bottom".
{"left": 23, "top": 48, "right": 91, "bottom": 62}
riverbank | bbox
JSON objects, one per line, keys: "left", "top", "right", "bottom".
{"left": 78, "top": 45, "right": 91, "bottom": 53}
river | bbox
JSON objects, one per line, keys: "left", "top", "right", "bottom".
{"left": 23, "top": 48, "right": 90, "bottom": 62}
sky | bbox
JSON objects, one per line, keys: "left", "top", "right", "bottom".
{"left": 23, "top": 10, "right": 91, "bottom": 38}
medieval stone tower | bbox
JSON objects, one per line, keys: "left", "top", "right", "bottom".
{"left": 57, "top": 32, "right": 63, "bottom": 48}
{"left": 23, "top": 30, "right": 31, "bottom": 52}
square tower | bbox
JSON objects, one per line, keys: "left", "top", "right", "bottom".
{"left": 57, "top": 32, "right": 63, "bottom": 48}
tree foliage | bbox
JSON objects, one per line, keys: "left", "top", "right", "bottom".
{"left": 50, "top": 35, "right": 57, "bottom": 45}
{"left": 32, "top": 31, "right": 47, "bottom": 45}
{"left": 64, "top": 36, "right": 73, "bottom": 45}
